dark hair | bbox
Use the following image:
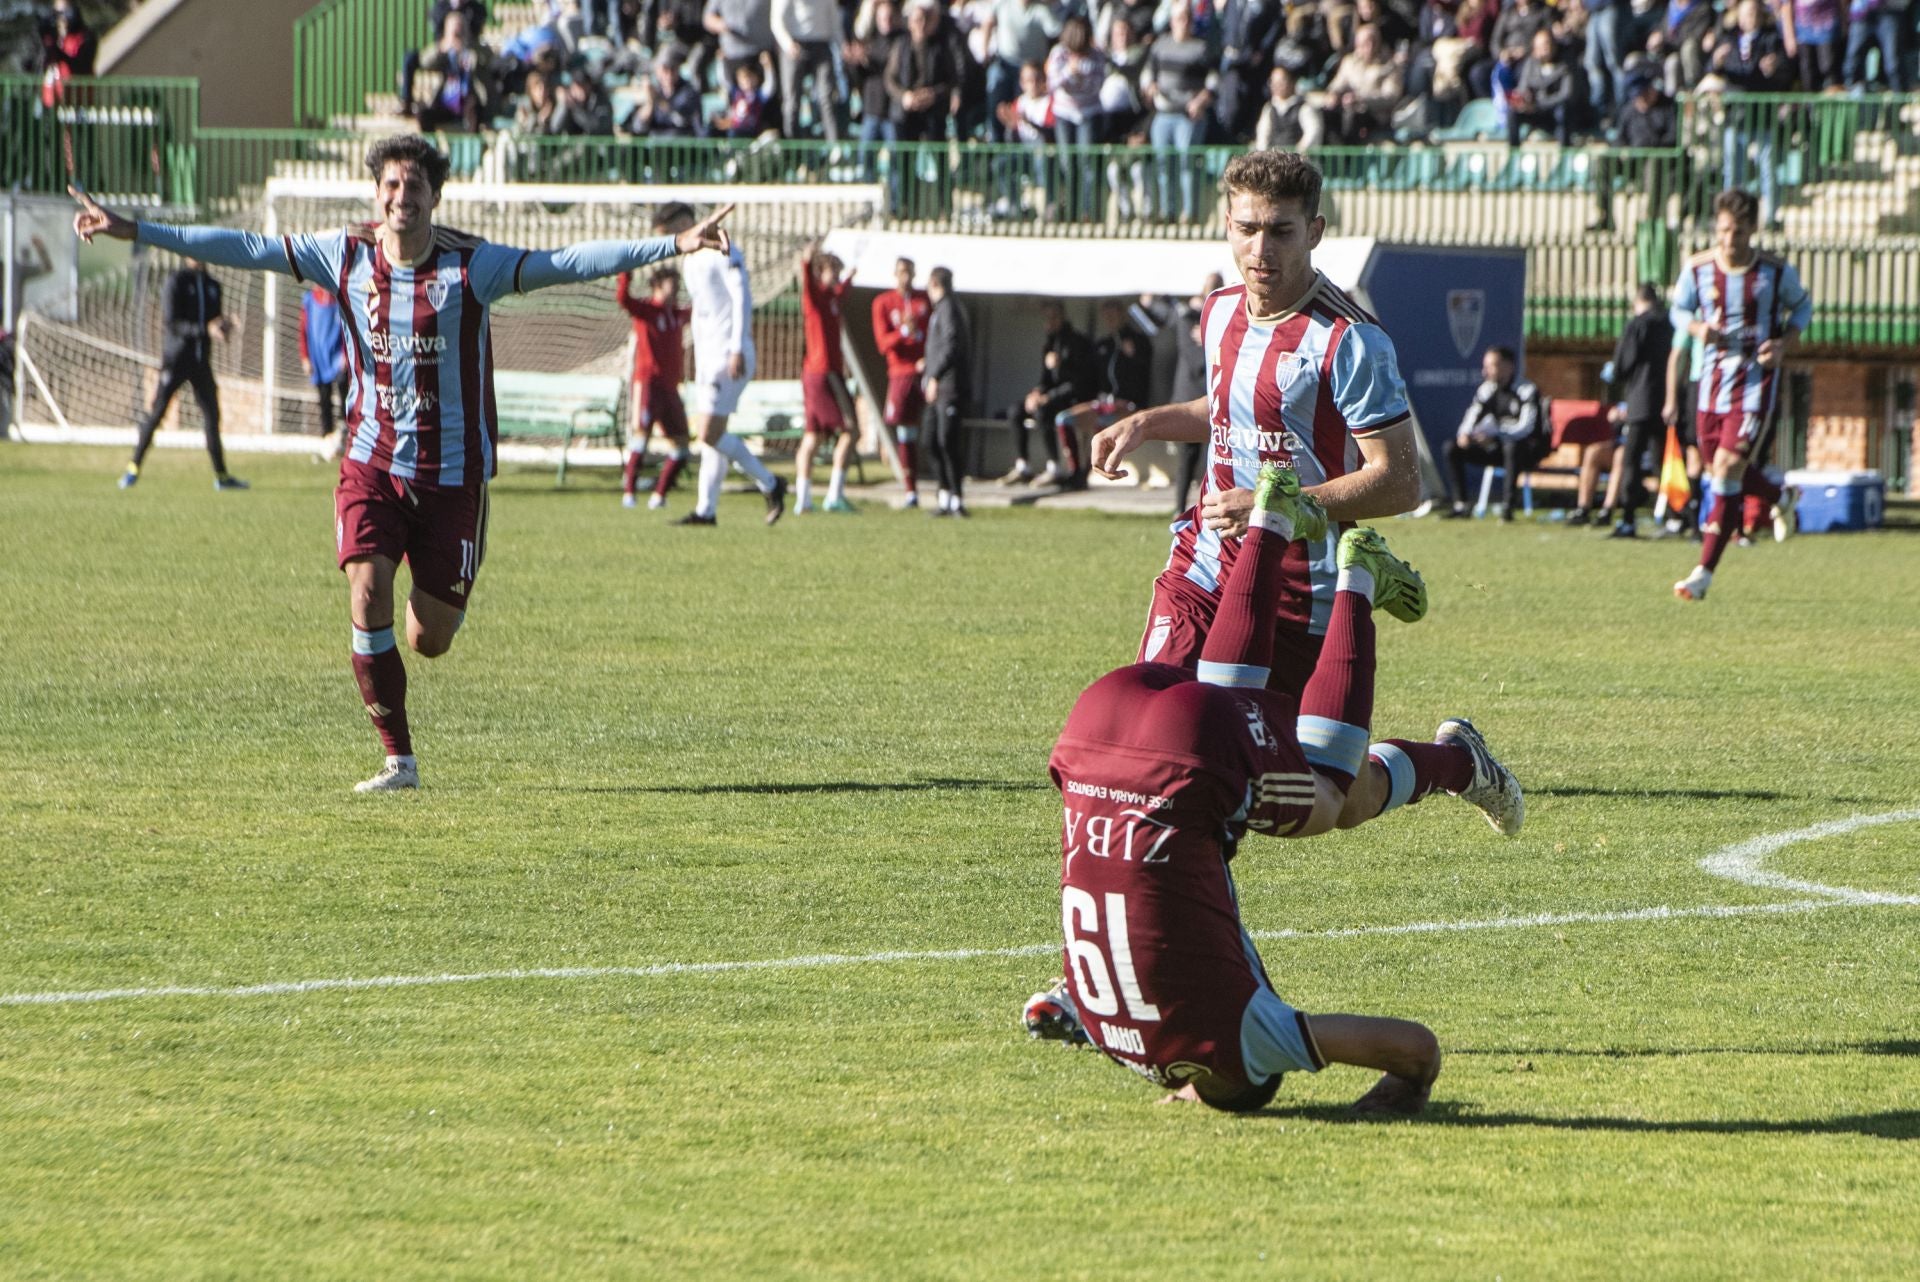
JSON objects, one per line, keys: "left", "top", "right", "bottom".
{"left": 1061, "top": 15, "right": 1092, "bottom": 54}
{"left": 895, "top": 256, "right": 915, "bottom": 273}
{"left": 653, "top": 201, "right": 696, "bottom": 232}
{"left": 929, "top": 266, "right": 953, "bottom": 290}
{"left": 364, "top": 134, "right": 451, "bottom": 195}
{"left": 1487, "top": 344, "right": 1517, "bottom": 364}
{"left": 1636, "top": 281, "right": 1661, "bottom": 306}
{"left": 649, "top": 266, "right": 681, "bottom": 288}
{"left": 1714, "top": 189, "right": 1761, "bottom": 227}
{"left": 1221, "top": 149, "right": 1323, "bottom": 219}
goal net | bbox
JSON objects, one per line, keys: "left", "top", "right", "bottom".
{"left": 12, "top": 179, "right": 885, "bottom": 437}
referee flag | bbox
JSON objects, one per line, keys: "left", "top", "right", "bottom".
{"left": 1657, "top": 426, "right": 1691, "bottom": 518}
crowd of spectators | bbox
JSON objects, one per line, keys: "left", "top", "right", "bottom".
{"left": 394, "top": 0, "right": 1917, "bottom": 154}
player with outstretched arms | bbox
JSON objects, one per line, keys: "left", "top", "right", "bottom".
{"left": 1026, "top": 463, "right": 1521, "bottom": 1114}
{"left": 657, "top": 201, "right": 789, "bottom": 527}
{"left": 1669, "top": 189, "right": 1811, "bottom": 603}
{"left": 795, "top": 240, "right": 859, "bottom": 514}
{"left": 615, "top": 260, "right": 693, "bottom": 510}
{"left": 1087, "top": 149, "right": 1421, "bottom": 825}
{"left": 71, "top": 135, "right": 734, "bottom": 792}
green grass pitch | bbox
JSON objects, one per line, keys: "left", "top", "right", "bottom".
{"left": 2, "top": 446, "right": 1917, "bottom": 1280}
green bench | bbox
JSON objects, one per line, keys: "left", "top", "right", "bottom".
{"left": 494, "top": 371, "right": 623, "bottom": 485}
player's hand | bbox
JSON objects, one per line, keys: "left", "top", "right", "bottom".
{"left": 1089, "top": 412, "right": 1148, "bottom": 481}
{"left": 727, "top": 351, "right": 746, "bottom": 380}
{"left": 1756, "top": 338, "right": 1788, "bottom": 367}
{"left": 1202, "top": 486, "right": 1253, "bottom": 538}
{"left": 923, "top": 377, "right": 938, "bottom": 402}
{"left": 677, "top": 204, "right": 734, "bottom": 256}
{"left": 69, "top": 185, "right": 134, "bottom": 243}
{"left": 1662, "top": 399, "right": 1678, "bottom": 427}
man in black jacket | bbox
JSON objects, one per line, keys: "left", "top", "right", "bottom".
{"left": 999, "top": 302, "right": 1097, "bottom": 488}
{"left": 1603, "top": 283, "right": 1677, "bottom": 538}
{"left": 922, "top": 266, "right": 974, "bottom": 517}
{"left": 1439, "top": 345, "right": 1543, "bottom": 521}
{"left": 118, "top": 258, "right": 246, "bottom": 491}
{"left": 1590, "top": 72, "right": 1679, "bottom": 232}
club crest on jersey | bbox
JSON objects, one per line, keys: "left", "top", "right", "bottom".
{"left": 1446, "top": 289, "right": 1485, "bottom": 359}
{"left": 1273, "top": 350, "right": 1312, "bottom": 392}
{"left": 426, "top": 278, "right": 450, "bottom": 311}
{"left": 362, "top": 279, "right": 383, "bottom": 331}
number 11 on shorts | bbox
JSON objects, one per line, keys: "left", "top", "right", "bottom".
{"left": 458, "top": 538, "right": 475, "bottom": 581}
{"left": 1063, "top": 887, "right": 1163, "bottom": 1021}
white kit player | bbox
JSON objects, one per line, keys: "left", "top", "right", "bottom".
{"left": 657, "top": 202, "right": 787, "bottom": 527}
{"left": 1089, "top": 149, "right": 1421, "bottom": 825}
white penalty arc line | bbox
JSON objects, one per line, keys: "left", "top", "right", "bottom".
{"left": 5, "top": 809, "right": 1916, "bottom": 1009}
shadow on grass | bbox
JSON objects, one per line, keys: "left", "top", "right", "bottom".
{"left": 1531, "top": 786, "right": 1789, "bottom": 801}
{"left": 1265, "top": 1102, "right": 1920, "bottom": 1139}
{"left": 541, "top": 777, "right": 1050, "bottom": 796}
{"left": 1458, "top": 1040, "right": 1920, "bottom": 1059}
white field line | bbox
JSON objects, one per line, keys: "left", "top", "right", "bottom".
{"left": 3, "top": 811, "right": 1915, "bottom": 1009}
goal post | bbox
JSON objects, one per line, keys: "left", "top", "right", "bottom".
{"left": 257, "top": 178, "right": 888, "bottom": 435}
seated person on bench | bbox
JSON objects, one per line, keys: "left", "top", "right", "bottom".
{"left": 1440, "top": 345, "right": 1545, "bottom": 522}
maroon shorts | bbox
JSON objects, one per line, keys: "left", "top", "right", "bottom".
{"left": 1695, "top": 406, "right": 1773, "bottom": 461}
{"left": 884, "top": 371, "right": 926, "bottom": 428}
{"left": 1138, "top": 574, "right": 1324, "bottom": 701}
{"left": 802, "top": 370, "right": 851, "bottom": 433}
{"left": 335, "top": 459, "right": 489, "bottom": 609}
{"left": 634, "top": 375, "right": 689, "bottom": 440}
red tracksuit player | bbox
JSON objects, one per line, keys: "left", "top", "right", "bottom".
{"left": 871, "top": 255, "right": 931, "bottom": 508}
{"left": 616, "top": 266, "right": 693, "bottom": 509}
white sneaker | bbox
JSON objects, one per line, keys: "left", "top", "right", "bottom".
{"left": 1032, "top": 462, "right": 1063, "bottom": 487}
{"left": 621, "top": 493, "right": 637, "bottom": 509}
{"left": 1434, "top": 719, "right": 1523, "bottom": 836}
{"left": 1771, "top": 487, "right": 1797, "bottom": 543}
{"left": 647, "top": 493, "right": 666, "bottom": 511}
{"left": 996, "top": 462, "right": 1033, "bottom": 485}
{"left": 1673, "top": 566, "right": 1712, "bottom": 602}
{"left": 354, "top": 758, "right": 419, "bottom": 793}
{"left": 902, "top": 491, "right": 920, "bottom": 509}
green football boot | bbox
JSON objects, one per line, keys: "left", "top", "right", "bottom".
{"left": 1250, "top": 462, "right": 1328, "bottom": 544}
{"left": 1337, "top": 526, "right": 1428, "bottom": 624}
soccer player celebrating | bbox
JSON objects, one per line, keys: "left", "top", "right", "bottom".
{"left": 871, "top": 256, "right": 931, "bottom": 508}
{"left": 1669, "top": 189, "right": 1811, "bottom": 603}
{"left": 71, "top": 136, "right": 734, "bottom": 791}
{"left": 615, "top": 263, "right": 693, "bottom": 510}
{"left": 1027, "top": 464, "right": 1521, "bottom": 1114}
{"left": 795, "top": 240, "right": 859, "bottom": 514}
{"left": 1087, "top": 149, "right": 1421, "bottom": 821}
{"left": 657, "top": 201, "right": 789, "bottom": 527}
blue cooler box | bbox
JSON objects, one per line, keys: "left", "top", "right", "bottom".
{"left": 1785, "top": 470, "right": 1885, "bottom": 533}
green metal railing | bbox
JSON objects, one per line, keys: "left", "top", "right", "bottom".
{"left": 10, "top": 77, "right": 1920, "bottom": 348}
{"left": 292, "top": 0, "right": 431, "bottom": 128}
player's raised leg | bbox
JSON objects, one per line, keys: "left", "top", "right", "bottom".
{"left": 344, "top": 556, "right": 418, "bottom": 792}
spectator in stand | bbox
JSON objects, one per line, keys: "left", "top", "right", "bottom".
{"left": 1146, "top": 1, "right": 1216, "bottom": 221}
{"left": 999, "top": 301, "right": 1097, "bottom": 487}
{"left": 301, "top": 284, "right": 350, "bottom": 463}
{"left": 1048, "top": 16, "right": 1110, "bottom": 217}
{"left": 848, "top": 0, "right": 905, "bottom": 156}
{"left": 1591, "top": 70, "right": 1679, "bottom": 231}
{"left": 400, "top": 0, "right": 491, "bottom": 114}
{"left": 776, "top": 0, "right": 844, "bottom": 139}
{"left": 873, "top": 256, "right": 933, "bottom": 506}
{"left": 622, "top": 44, "right": 707, "bottom": 135}
{"left": 1489, "top": 38, "right": 1528, "bottom": 136}
{"left": 888, "top": 0, "right": 959, "bottom": 198}
{"left": 1661, "top": 0, "right": 1719, "bottom": 90}
{"left": 1490, "top": 0, "right": 1557, "bottom": 69}
{"left": 553, "top": 73, "right": 614, "bottom": 133}
{"left": 1583, "top": 0, "right": 1630, "bottom": 119}
{"left": 1333, "top": 0, "right": 1413, "bottom": 55}
{"left": 1254, "top": 62, "right": 1325, "bottom": 148}
{"left": 1100, "top": 21, "right": 1154, "bottom": 219}
{"left": 936, "top": 2, "right": 986, "bottom": 142}
{"left": 1440, "top": 345, "right": 1545, "bottom": 522}
{"left": 1602, "top": 282, "right": 1677, "bottom": 538}
{"left": 37, "top": 1, "right": 97, "bottom": 85}
{"left": 1776, "top": 0, "right": 1843, "bottom": 91}
{"left": 1326, "top": 24, "right": 1403, "bottom": 143}
{"left": 413, "top": 12, "right": 497, "bottom": 132}
{"left": 647, "top": 0, "right": 717, "bottom": 89}
{"left": 1507, "top": 28, "right": 1580, "bottom": 146}
{"left": 1215, "top": 0, "right": 1286, "bottom": 144}
{"left": 1714, "top": 0, "right": 1792, "bottom": 224}
{"left": 923, "top": 266, "right": 976, "bottom": 517}
{"left": 717, "top": 57, "right": 775, "bottom": 135}
{"left": 705, "top": 0, "right": 779, "bottom": 100}
{"left": 515, "top": 68, "right": 561, "bottom": 132}
{"left": 985, "top": 0, "right": 1066, "bottom": 142}
{"left": 1099, "top": 0, "right": 1161, "bottom": 45}
{"left": 1843, "top": 0, "right": 1909, "bottom": 90}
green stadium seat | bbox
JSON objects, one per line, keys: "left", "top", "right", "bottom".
{"left": 1433, "top": 98, "right": 1500, "bottom": 142}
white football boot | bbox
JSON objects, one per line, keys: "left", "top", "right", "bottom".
{"left": 1435, "top": 718, "right": 1524, "bottom": 836}
{"left": 355, "top": 758, "right": 420, "bottom": 793}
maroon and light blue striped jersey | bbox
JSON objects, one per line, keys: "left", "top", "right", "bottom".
{"left": 1669, "top": 250, "right": 1812, "bottom": 417}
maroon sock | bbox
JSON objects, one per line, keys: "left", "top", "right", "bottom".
{"left": 1741, "top": 493, "right": 1770, "bottom": 534}
{"left": 898, "top": 441, "right": 918, "bottom": 488}
{"left": 1296, "top": 591, "right": 1375, "bottom": 791}
{"left": 350, "top": 645, "right": 411, "bottom": 757}
{"left": 621, "top": 450, "right": 643, "bottom": 496}
{"left": 1699, "top": 494, "right": 1734, "bottom": 571}
{"left": 1369, "top": 740, "right": 1473, "bottom": 812}
{"left": 1199, "top": 525, "right": 1287, "bottom": 676}
{"left": 653, "top": 449, "right": 688, "bottom": 497}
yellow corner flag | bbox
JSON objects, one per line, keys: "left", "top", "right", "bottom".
{"left": 1657, "top": 426, "right": 1692, "bottom": 518}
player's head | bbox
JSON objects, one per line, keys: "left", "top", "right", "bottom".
{"left": 653, "top": 201, "right": 697, "bottom": 236}
{"left": 928, "top": 265, "right": 953, "bottom": 299}
{"left": 814, "top": 251, "right": 844, "bottom": 286}
{"left": 365, "top": 135, "right": 450, "bottom": 236}
{"left": 1221, "top": 150, "right": 1325, "bottom": 307}
{"left": 1483, "top": 345, "right": 1517, "bottom": 383}
{"left": 1019, "top": 60, "right": 1046, "bottom": 97}
{"left": 649, "top": 266, "right": 680, "bottom": 298}
{"left": 1713, "top": 189, "right": 1760, "bottom": 257}
{"left": 894, "top": 257, "right": 915, "bottom": 291}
